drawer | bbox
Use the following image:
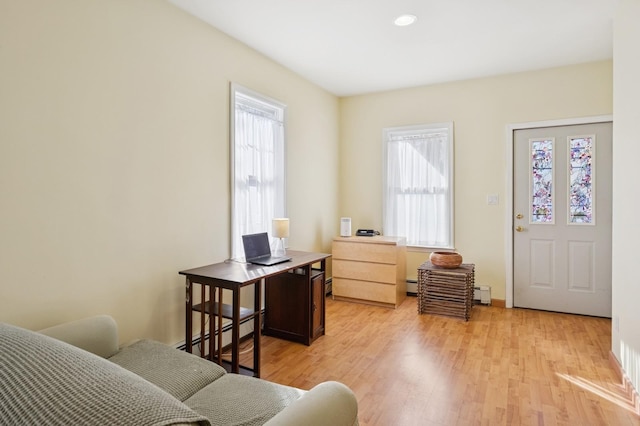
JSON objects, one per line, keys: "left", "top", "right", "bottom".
{"left": 333, "top": 259, "right": 396, "bottom": 284}
{"left": 333, "top": 278, "right": 396, "bottom": 305}
{"left": 332, "top": 240, "right": 397, "bottom": 264}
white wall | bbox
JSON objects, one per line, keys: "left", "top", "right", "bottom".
{"left": 612, "top": 0, "right": 640, "bottom": 392}
{"left": 339, "top": 62, "right": 613, "bottom": 300}
{"left": 0, "top": 0, "right": 339, "bottom": 345}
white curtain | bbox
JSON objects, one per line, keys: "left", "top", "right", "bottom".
{"left": 231, "top": 90, "right": 286, "bottom": 259}
{"left": 383, "top": 125, "right": 453, "bottom": 248}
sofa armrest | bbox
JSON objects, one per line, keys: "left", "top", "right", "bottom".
{"left": 264, "top": 381, "right": 358, "bottom": 426}
{"left": 38, "top": 315, "right": 119, "bottom": 358}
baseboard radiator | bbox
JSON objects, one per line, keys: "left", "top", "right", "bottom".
{"left": 473, "top": 285, "right": 491, "bottom": 305}
{"left": 406, "top": 279, "right": 418, "bottom": 295}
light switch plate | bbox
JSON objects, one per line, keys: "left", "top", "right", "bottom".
{"left": 487, "top": 194, "right": 499, "bottom": 205}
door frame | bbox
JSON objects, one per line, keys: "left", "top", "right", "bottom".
{"left": 505, "top": 115, "right": 613, "bottom": 308}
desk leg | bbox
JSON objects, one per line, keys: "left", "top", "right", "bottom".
{"left": 200, "top": 283, "right": 206, "bottom": 359}
{"left": 320, "top": 259, "right": 326, "bottom": 338}
{"left": 217, "top": 287, "right": 223, "bottom": 366}
{"left": 231, "top": 287, "right": 240, "bottom": 374}
{"left": 185, "top": 278, "right": 193, "bottom": 354}
{"left": 254, "top": 279, "right": 262, "bottom": 378}
{"left": 208, "top": 285, "right": 214, "bottom": 361}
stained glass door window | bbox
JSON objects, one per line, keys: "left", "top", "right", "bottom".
{"left": 530, "top": 138, "right": 554, "bottom": 223}
{"left": 568, "top": 135, "right": 595, "bottom": 224}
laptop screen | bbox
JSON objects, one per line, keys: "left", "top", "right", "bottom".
{"left": 242, "top": 232, "right": 271, "bottom": 260}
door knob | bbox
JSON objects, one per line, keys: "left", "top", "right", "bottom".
{"left": 516, "top": 213, "right": 523, "bottom": 219}
{"left": 515, "top": 226, "right": 524, "bottom": 232}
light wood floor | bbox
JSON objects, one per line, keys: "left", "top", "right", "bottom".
{"left": 257, "top": 296, "right": 639, "bottom": 426}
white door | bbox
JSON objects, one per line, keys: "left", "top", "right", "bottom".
{"left": 513, "top": 122, "right": 612, "bottom": 317}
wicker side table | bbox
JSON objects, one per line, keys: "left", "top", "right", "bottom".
{"left": 417, "top": 261, "right": 475, "bottom": 321}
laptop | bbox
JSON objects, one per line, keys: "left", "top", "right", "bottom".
{"left": 242, "top": 232, "right": 292, "bottom": 266}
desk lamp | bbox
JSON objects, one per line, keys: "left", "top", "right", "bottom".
{"left": 272, "top": 218, "right": 289, "bottom": 256}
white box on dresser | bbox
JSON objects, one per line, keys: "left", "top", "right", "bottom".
{"left": 331, "top": 236, "right": 407, "bottom": 308}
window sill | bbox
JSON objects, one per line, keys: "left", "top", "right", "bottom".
{"left": 407, "top": 246, "right": 456, "bottom": 253}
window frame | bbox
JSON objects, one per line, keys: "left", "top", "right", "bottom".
{"left": 382, "top": 122, "right": 455, "bottom": 250}
{"left": 230, "top": 83, "right": 287, "bottom": 259}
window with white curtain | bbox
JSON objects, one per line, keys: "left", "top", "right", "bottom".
{"left": 230, "top": 84, "right": 286, "bottom": 259}
{"left": 383, "top": 123, "right": 454, "bottom": 249}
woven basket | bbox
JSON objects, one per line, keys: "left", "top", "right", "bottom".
{"left": 429, "top": 252, "right": 463, "bottom": 269}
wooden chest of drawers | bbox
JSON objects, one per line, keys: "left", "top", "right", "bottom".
{"left": 332, "top": 236, "right": 407, "bottom": 308}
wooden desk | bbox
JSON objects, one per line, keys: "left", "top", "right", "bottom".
{"left": 179, "top": 250, "right": 330, "bottom": 377}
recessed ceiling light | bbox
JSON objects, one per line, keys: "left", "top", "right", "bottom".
{"left": 394, "top": 14, "right": 417, "bottom": 27}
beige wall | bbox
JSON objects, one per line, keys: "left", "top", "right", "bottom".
{"left": 612, "top": 0, "right": 640, "bottom": 391}
{"left": 0, "top": 0, "right": 339, "bottom": 345}
{"left": 339, "top": 61, "right": 613, "bottom": 300}
{"left": 1, "top": 2, "right": 629, "bottom": 389}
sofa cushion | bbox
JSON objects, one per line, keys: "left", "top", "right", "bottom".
{"left": 0, "top": 323, "right": 209, "bottom": 426}
{"left": 109, "top": 339, "right": 227, "bottom": 401}
{"left": 185, "top": 373, "right": 304, "bottom": 426}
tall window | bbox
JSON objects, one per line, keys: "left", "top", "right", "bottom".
{"left": 383, "top": 123, "right": 454, "bottom": 249}
{"left": 231, "top": 84, "right": 286, "bottom": 259}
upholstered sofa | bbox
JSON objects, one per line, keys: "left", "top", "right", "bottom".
{"left": 0, "top": 315, "right": 358, "bottom": 425}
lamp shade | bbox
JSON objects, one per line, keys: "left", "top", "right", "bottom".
{"left": 272, "top": 218, "right": 290, "bottom": 238}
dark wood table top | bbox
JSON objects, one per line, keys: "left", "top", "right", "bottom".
{"left": 179, "top": 250, "right": 331, "bottom": 287}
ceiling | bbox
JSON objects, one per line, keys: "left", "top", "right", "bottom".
{"left": 168, "top": 0, "right": 615, "bottom": 97}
